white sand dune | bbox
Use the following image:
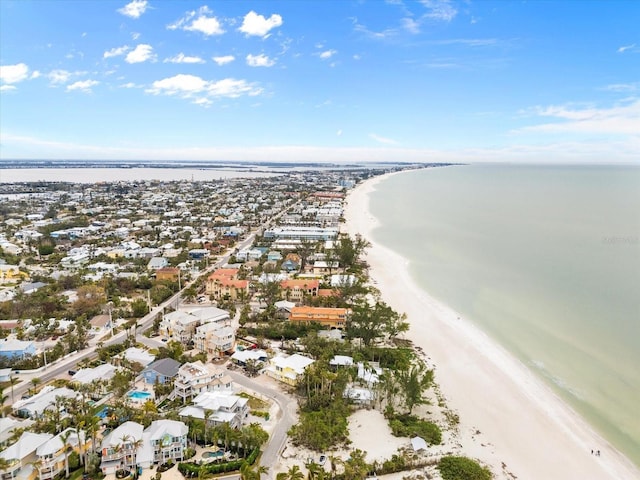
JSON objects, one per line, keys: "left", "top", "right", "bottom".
{"left": 343, "top": 171, "right": 640, "bottom": 480}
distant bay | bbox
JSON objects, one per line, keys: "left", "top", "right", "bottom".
{"left": 368, "top": 164, "right": 640, "bottom": 467}
{"left": 0, "top": 167, "right": 281, "bottom": 184}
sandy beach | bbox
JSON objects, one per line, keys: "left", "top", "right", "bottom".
{"left": 342, "top": 171, "right": 640, "bottom": 480}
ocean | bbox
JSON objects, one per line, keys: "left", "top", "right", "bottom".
{"left": 368, "top": 164, "right": 640, "bottom": 467}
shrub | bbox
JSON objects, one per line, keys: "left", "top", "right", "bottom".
{"left": 388, "top": 414, "right": 442, "bottom": 445}
{"left": 438, "top": 456, "right": 492, "bottom": 480}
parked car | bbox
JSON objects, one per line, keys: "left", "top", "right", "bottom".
{"left": 319, "top": 455, "right": 327, "bottom": 466}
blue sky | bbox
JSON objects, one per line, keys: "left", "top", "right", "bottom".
{"left": 0, "top": 0, "right": 638, "bottom": 163}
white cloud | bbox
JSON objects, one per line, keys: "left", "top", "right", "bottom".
{"left": 118, "top": 0, "right": 148, "bottom": 19}
{"left": 319, "top": 49, "right": 337, "bottom": 60}
{"left": 193, "top": 97, "right": 212, "bottom": 107}
{"left": 164, "top": 53, "right": 205, "bottom": 64}
{"left": 246, "top": 54, "right": 275, "bottom": 67}
{"left": 420, "top": 0, "right": 457, "bottom": 22}
{"left": 120, "top": 82, "right": 139, "bottom": 88}
{"left": 239, "top": 10, "right": 283, "bottom": 37}
{"left": 66, "top": 79, "right": 99, "bottom": 93}
{"left": 146, "top": 74, "right": 262, "bottom": 104}
{"left": 402, "top": 17, "right": 420, "bottom": 34}
{"left": 617, "top": 43, "right": 636, "bottom": 53}
{"left": 3, "top": 130, "right": 638, "bottom": 164}
{"left": 517, "top": 99, "right": 640, "bottom": 135}
{"left": 30, "top": 70, "right": 41, "bottom": 79}
{"left": 213, "top": 55, "right": 235, "bottom": 66}
{"left": 104, "top": 45, "right": 130, "bottom": 58}
{"left": 125, "top": 44, "right": 156, "bottom": 64}
{"left": 168, "top": 6, "right": 224, "bottom": 36}
{"left": 336, "top": 129, "right": 343, "bottom": 136}
{"left": 603, "top": 82, "right": 639, "bottom": 93}
{"left": 369, "top": 133, "right": 399, "bottom": 145}
{"left": 132, "top": 32, "right": 141, "bottom": 40}
{"left": 0, "top": 85, "right": 17, "bottom": 92}
{"left": 48, "top": 69, "right": 72, "bottom": 84}
{"left": 0, "top": 63, "right": 30, "bottom": 84}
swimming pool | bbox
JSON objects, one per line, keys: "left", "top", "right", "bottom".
{"left": 128, "top": 390, "right": 152, "bottom": 400}
{"left": 202, "top": 450, "right": 225, "bottom": 459}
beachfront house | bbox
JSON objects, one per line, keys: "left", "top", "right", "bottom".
{"left": 265, "top": 353, "right": 314, "bottom": 386}
{"left": 288, "top": 306, "right": 351, "bottom": 329}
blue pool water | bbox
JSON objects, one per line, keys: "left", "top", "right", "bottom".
{"left": 202, "top": 450, "right": 224, "bottom": 459}
{"left": 128, "top": 390, "right": 151, "bottom": 400}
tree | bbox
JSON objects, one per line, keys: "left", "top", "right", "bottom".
{"left": 131, "top": 298, "right": 149, "bottom": 318}
{"left": 296, "top": 239, "right": 318, "bottom": 272}
{"left": 334, "top": 234, "right": 370, "bottom": 274}
{"left": 347, "top": 299, "right": 402, "bottom": 347}
{"left": 276, "top": 465, "right": 304, "bottom": 480}
{"left": 31, "top": 377, "right": 42, "bottom": 395}
{"left": 8, "top": 375, "right": 19, "bottom": 403}
{"left": 437, "top": 456, "right": 492, "bottom": 480}
{"left": 60, "top": 429, "right": 73, "bottom": 478}
{"left": 342, "top": 449, "right": 370, "bottom": 480}
{"left": 182, "top": 286, "right": 198, "bottom": 303}
{"left": 396, "top": 362, "right": 434, "bottom": 415}
{"left": 72, "top": 285, "right": 106, "bottom": 318}
{"left": 0, "top": 387, "right": 7, "bottom": 418}
{"left": 384, "top": 312, "right": 409, "bottom": 342}
{"left": 257, "top": 280, "right": 281, "bottom": 308}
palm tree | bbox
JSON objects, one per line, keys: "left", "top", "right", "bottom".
{"left": 74, "top": 423, "right": 87, "bottom": 472}
{"left": 203, "top": 410, "right": 211, "bottom": 446}
{"left": 342, "top": 450, "right": 369, "bottom": 480}
{"left": 276, "top": 465, "right": 304, "bottom": 480}
{"left": 9, "top": 375, "right": 19, "bottom": 403}
{"left": 239, "top": 464, "right": 259, "bottom": 480}
{"left": 327, "top": 454, "right": 341, "bottom": 480}
{"left": 130, "top": 438, "right": 144, "bottom": 479}
{"left": 60, "top": 429, "right": 73, "bottom": 478}
{"left": 0, "top": 387, "right": 8, "bottom": 418}
{"left": 255, "top": 465, "right": 268, "bottom": 480}
{"left": 31, "top": 377, "right": 42, "bottom": 395}
{"left": 306, "top": 461, "right": 323, "bottom": 480}
{"left": 0, "top": 458, "right": 14, "bottom": 480}
{"left": 29, "top": 458, "right": 43, "bottom": 480}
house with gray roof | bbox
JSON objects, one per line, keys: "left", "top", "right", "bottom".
{"left": 142, "top": 358, "right": 182, "bottom": 385}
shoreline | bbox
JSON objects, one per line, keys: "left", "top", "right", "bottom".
{"left": 343, "top": 170, "right": 640, "bottom": 480}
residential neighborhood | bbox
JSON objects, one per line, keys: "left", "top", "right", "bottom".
{"left": 0, "top": 166, "right": 455, "bottom": 480}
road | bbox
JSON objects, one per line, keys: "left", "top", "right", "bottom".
{"left": 224, "top": 369, "right": 298, "bottom": 479}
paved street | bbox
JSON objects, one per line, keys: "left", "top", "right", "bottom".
{"left": 224, "top": 369, "right": 298, "bottom": 479}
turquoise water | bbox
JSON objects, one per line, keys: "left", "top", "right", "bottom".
{"left": 368, "top": 164, "right": 640, "bottom": 467}
{"left": 202, "top": 450, "right": 225, "bottom": 459}
{"left": 128, "top": 390, "right": 152, "bottom": 400}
